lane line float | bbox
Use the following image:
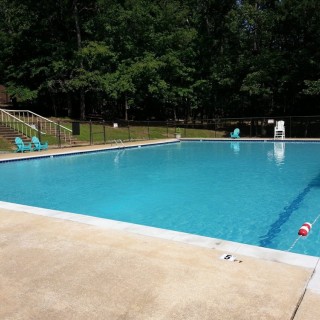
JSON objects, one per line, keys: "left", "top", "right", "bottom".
{"left": 298, "top": 222, "right": 312, "bottom": 236}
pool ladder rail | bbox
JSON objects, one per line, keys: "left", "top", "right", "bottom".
{"left": 113, "top": 139, "right": 125, "bottom": 148}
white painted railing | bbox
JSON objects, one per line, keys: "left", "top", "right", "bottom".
{"left": 0, "top": 109, "right": 72, "bottom": 143}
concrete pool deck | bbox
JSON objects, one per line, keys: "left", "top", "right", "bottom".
{"left": 1, "top": 139, "right": 320, "bottom": 319}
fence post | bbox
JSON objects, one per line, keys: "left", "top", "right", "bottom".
{"left": 57, "top": 121, "right": 61, "bottom": 148}
{"left": 37, "top": 120, "right": 41, "bottom": 141}
{"left": 103, "top": 123, "right": 106, "bottom": 144}
{"left": 289, "top": 116, "right": 292, "bottom": 138}
{"left": 166, "top": 122, "right": 169, "bottom": 138}
{"left": 147, "top": 121, "right": 150, "bottom": 140}
{"left": 127, "top": 121, "right": 131, "bottom": 141}
{"left": 89, "top": 121, "right": 93, "bottom": 145}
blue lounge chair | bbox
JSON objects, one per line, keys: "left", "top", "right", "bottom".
{"left": 15, "top": 137, "right": 32, "bottom": 153}
{"left": 32, "top": 136, "right": 48, "bottom": 151}
{"left": 230, "top": 128, "right": 240, "bottom": 139}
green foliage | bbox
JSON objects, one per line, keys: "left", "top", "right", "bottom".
{"left": 1, "top": 0, "right": 320, "bottom": 118}
{"left": 240, "top": 71, "right": 272, "bottom": 96}
{"left": 303, "top": 80, "right": 320, "bottom": 95}
{"left": 6, "top": 85, "right": 38, "bottom": 102}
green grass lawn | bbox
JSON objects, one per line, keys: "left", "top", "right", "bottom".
{"left": 60, "top": 122, "right": 227, "bottom": 143}
{"left": 0, "top": 137, "right": 13, "bottom": 152}
{"left": 0, "top": 122, "right": 228, "bottom": 152}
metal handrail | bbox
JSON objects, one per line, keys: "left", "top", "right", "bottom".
{"left": 0, "top": 109, "right": 72, "bottom": 143}
{"left": 5, "top": 109, "right": 72, "bottom": 132}
{"left": 0, "top": 109, "right": 41, "bottom": 137}
{"left": 113, "top": 139, "right": 125, "bottom": 148}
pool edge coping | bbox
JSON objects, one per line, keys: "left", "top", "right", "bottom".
{"left": 1, "top": 200, "right": 319, "bottom": 294}
{"left": 0, "top": 139, "right": 179, "bottom": 163}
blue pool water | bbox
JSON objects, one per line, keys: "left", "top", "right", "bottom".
{"left": 1, "top": 141, "right": 320, "bottom": 256}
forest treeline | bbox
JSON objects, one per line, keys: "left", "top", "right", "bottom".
{"left": 0, "top": 0, "right": 320, "bottom": 121}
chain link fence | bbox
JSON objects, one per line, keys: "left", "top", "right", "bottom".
{"left": 2, "top": 115, "right": 320, "bottom": 151}
{"left": 61, "top": 116, "right": 320, "bottom": 147}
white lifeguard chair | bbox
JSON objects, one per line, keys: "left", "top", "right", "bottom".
{"left": 274, "top": 120, "right": 285, "bottom": 139}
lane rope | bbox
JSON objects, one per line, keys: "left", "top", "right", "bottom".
{"left": 287, "top": 213, "right": 320, "bottom": 252}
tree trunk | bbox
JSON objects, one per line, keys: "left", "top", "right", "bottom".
{"left": 73, "top": 0, "right": 86, "bottom": 120}
{"left": 124, "top": 95, "right": 128, "bottom": 121}
{"left": 80, "top": 91, "right": 86, "bottom": 120}
{"left": 67, "top": 94, "right": 72, "bottom": 117}
{"left": 51, "top": 94, "right": 57, "bottom": 117}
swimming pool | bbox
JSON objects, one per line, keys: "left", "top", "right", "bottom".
{"left": 1, "top": 141, "right": 320, "bottom": 256}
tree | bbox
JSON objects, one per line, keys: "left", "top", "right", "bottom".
{"left": 1, "top": 0, "right": 320, "bottom": 119}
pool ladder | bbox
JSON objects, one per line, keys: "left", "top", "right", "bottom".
{"left": 113, "top": 139, "right": 125, "bottom": 148}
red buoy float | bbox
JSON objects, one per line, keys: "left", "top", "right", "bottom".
{"left": 298, "top": 222, "right": 312, "bottom": 236}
